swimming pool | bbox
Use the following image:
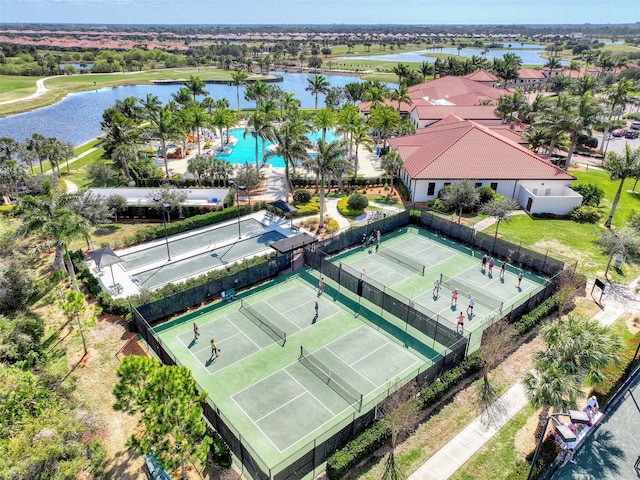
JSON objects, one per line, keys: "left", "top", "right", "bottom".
{"left": 215, "top": 129, "right": 339, "bottom": 168}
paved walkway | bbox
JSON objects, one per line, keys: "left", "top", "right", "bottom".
{"left": 408, "top": 276, "right": 639, "bottom": 480}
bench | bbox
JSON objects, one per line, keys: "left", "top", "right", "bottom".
{"left": 221, "top": 288, "right": 236, "bottom": 301}
{"left": 290, "top": 224, "right": 300, "bottom": 233}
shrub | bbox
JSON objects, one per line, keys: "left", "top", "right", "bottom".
{"left": 477, "top": 185, "right": 495, "bottom": 204}
{"left": 568, "top": 205, "right": 601, "bottom": 224}
{"left": 347, "top": 193, "right": 369, "bottom": 211}
{"left": 396, "top": 181, "right": 411, "bottom": 201}
{"left": 324, "top": 217, "right": 339, "bottom": 233}
{"left": 337, "top": 196, "right": 366, "bottom": 217}
{"left": 572, "top": 183, "right": 604, "bottom": 207}
{"left": 292, "top": 189, "right": 312, "bottom": 204}
{"left": 292, "top": 197, "right": 320, "bottom": 217}
{"left": 326, "top": 421, "right": 390, "bottom": 479}
{"left": 512, "top": 294, "right": 560, "bottom": 336}
{"left": 426, "top": 198, "right": 449, "bottom": 212}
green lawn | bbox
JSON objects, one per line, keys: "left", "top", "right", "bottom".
{"left": 450, "top": 403, "right": 536, "bottom": 480}
{"left": 491, "top": 167, "right": 640, "bottom": 282}
{"left": 0, "top": 75, "right": 42, "bottom": 100}
{"left": 61, "top": 147, "right": 109, "bottom": 190}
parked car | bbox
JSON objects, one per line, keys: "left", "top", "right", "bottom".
{"left": 630, "top": 122, "right": 640, "bottom": 130}
{"left": 625, "top": 130, "right": 639, "bottom": 139}
{"left": 611, "top": 128, "right": 627, "bottom": 137}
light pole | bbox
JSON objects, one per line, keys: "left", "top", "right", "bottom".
{"left": 153, "top": 195, "right": 171, "bottom": 261}
{"left": 527, "top": 412, "right": 579, "bottom": 480}
{"left": 228, "top": 181, "right": 246, "bottom": 239}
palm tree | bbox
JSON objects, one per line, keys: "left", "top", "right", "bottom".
{"left": 351, "top": 123, "right": 374, "bottom": 179}
{"left": 304, "top": 139, "right": 345, "bottom": 228}
{"left": 15, "top": 185, "right": 89, "bottom": 289}
{"left": 26, "top": 133, "right": 47, "bottom": 174}
{"left": 101, "top": 107, "right": 140, "bottom": 157}
{"left": 600, "top": 79, "right": 635, "bottom": 154}
{"left": 210, "top": 106, "right": 237, "bottom": 151}
{"left": 145, "top": 105, "right": 181, "bottom": 178}
{"left": 305, "top": 74, "right": 330, "bottom": 112}
{"left": 312, "top": 108, "right": 337, "bottom": 142}
{"left": 564, "top": 93, "right": 601, "bottom": 169}
{"left": 265, "top": 119, "right": 312, "bottom": 201}
{"left": 392, "top": 63, "right": 410, "bottom": 87}
{"left": 368, "top": 104, "right": 401, "bottom": 149}
{"left": 496, "top": 88, "right": 529, "bottom": 125}
{"left": 244, "top": 79, "right": 268, "bottom": 110}
{"left": 171, "top": 87, "right": 195, "bottom": 109}
{"left": 230, "top": 70, "right": 249, "bottom": 114}
{"left": 419, "top": 61, "right": 433, "bottom": 82}
{"left": 184, "top": 105, "right": 208, "bottom": 155}
{"left": 523, "top": 314, "right": 621, "bottom": 442}
{"left": 390, "top": 84, "right": 412, "bottom": 114}
{"left": 200, "top": 96, "right": 217, "bottom": 115}
{"left": 336, "top": 103, "right": 361, "bottom": 162}
{"left": 184, "top": 75, "right": 209, "bottom": 102}
{"left": 112, "top": 144, "right": 137, "bottom": 182}
{"left": 602, "top": 143, "right": 640, "bottom": 228}
{"left": 539, "top": 94, "right": 578, "bottom": 159}
{"left": 543, "top": 57, "right": 562, "bottom": 89}
{"left": 244, "top": 110, "right": 274, "bottom": 169}
{"left": 380, "top": 150, "right": 404, "bottom": 195}
{"left": 279, "top": 92, "right": 301, "bottom": 120}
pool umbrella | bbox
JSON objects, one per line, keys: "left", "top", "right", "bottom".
{"left": 88, "top": 246, "right": 123, "bottom": 286}
{"left": 270, "top": 200, "right": 297, "bottom": 227}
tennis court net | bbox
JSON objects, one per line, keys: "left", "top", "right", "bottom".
{"left": 240, "top": 299, "right": 287, "bottom": 345}
{"left": 299, "top": 346, "right": 363, "bottom": 410}
{"left": 378, "top": 248, "right": 425, "bottom": 276}
{"left": 440, "top": 274, "right": 502, "bottom": 311}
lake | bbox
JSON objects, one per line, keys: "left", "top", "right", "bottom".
{"left": 0, "top": 72, "right": 368, "bottom": 146}
{"left": 339, "top": 44, "right": 562, "bottom": 66}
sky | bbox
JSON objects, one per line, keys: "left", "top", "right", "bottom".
{"left": 0, "top": 0, "right": 632, "bottom": 25}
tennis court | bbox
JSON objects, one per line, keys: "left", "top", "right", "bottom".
{"left": 154, "top": 273, "right": 438, "bottom": 468}
{"left": 330, "top": 226, "right": 548, "bottom": 336}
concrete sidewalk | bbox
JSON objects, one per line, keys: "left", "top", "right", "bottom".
{"left": 407, "top": 276, "right": 639, "bottom": 480}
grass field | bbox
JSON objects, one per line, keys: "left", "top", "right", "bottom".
{"left": 0, "top": 75, "right": 42, "bottom": 100}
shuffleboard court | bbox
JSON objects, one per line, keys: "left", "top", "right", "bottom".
{"left": 153, "top": 273, "right": 437, "bottom": 471}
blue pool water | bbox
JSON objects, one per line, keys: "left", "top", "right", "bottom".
{"left": 215, "top": 129, "right": 339, "bottom": 168}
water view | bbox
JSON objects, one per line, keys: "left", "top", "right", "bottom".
{"left": 340, "top": 44, "right": 560, "bottom": 66}
{"left": 0, "top": 73, "right": 367, "bottom": 146}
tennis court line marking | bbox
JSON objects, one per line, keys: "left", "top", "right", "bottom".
{"left": 284, "top": 370, "right": 335, "bottom": 416}
{"left": 232, "top": 394, "right": 283, "bottom": 453}
{"left": 323, "top": 346, "right": 377, "bottom": 391}
{"left": 231, "top": 366, "right": 353, "bottom": 454}
{"left": 254, "top": 391, "right": 308, "bottom": 423}
{"left": 177, "top": 317, "right": 243, "bottom": 362}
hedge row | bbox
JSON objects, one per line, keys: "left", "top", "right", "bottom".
{"left": 121, "top": 203, "right": 266, "bottom": 247}
{"left": 512, "top": 294, "right": 560, "bottom": 336}
{"left": 135, "top": 178, "right": 229, "bottom": 188}
{"left": 325, "top": 421, "right": 390, "bottom": 479}
{"left": 291, "top": 176, "right": 391, "bottom": 188}
{"left": 325, "top": 353, "right": 483, "bottom": 480}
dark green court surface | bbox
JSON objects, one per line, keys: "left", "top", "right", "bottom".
{"left": 155, "top": 273, "right": 434, "bottom": 471}
{"left": 152, "top": 226, "right": 549, "bottom": 476}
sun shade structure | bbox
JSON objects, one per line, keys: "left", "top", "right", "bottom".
{"left": 87, "top": 246, "right": 123, "bottom": 286}
{"left": 270, "top": 200, "right": 297, "bottom": 213}
{"left": 270, "top": 232, "right": 317, "bottom": 254}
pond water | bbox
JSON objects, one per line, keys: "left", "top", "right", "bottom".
{"left": 340, "top": 44, "right": 563, "bottom": 66}
{"left": 0, "top": 72, "right": 367, "bottom": 146}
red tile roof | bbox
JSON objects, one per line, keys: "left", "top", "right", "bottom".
{"left": 408, "top": 76, "right": 506, "bottom": 105}
{"left": 412, "top": 105, "right": 501, "bottom": 122}
{"left": 388, "top": 118, "right": 574, "bottom": 181}
{"left": 358, "top": 99, "right": 413, "bottom": 114}
{"left": 463, "top": 70, "right": 499, "bottom": 82}
{"left": 518, "top": 69, "right": 546, "bottom": 79}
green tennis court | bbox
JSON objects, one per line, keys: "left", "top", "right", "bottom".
{"left": 330, "top": 226, "right": 549, "bottom": 336}
{"left": 154, "top": 273, "right": 438, "bottom": 469}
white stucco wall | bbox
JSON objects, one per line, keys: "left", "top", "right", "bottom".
{"left": 517, "top": 184, "right": 583, "bottom": 215}
{"left": 88, "top": 187, "right": 229, "bottom": 205}
{"left": 402, "top": 175, "right": 580, "bottom": 215}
